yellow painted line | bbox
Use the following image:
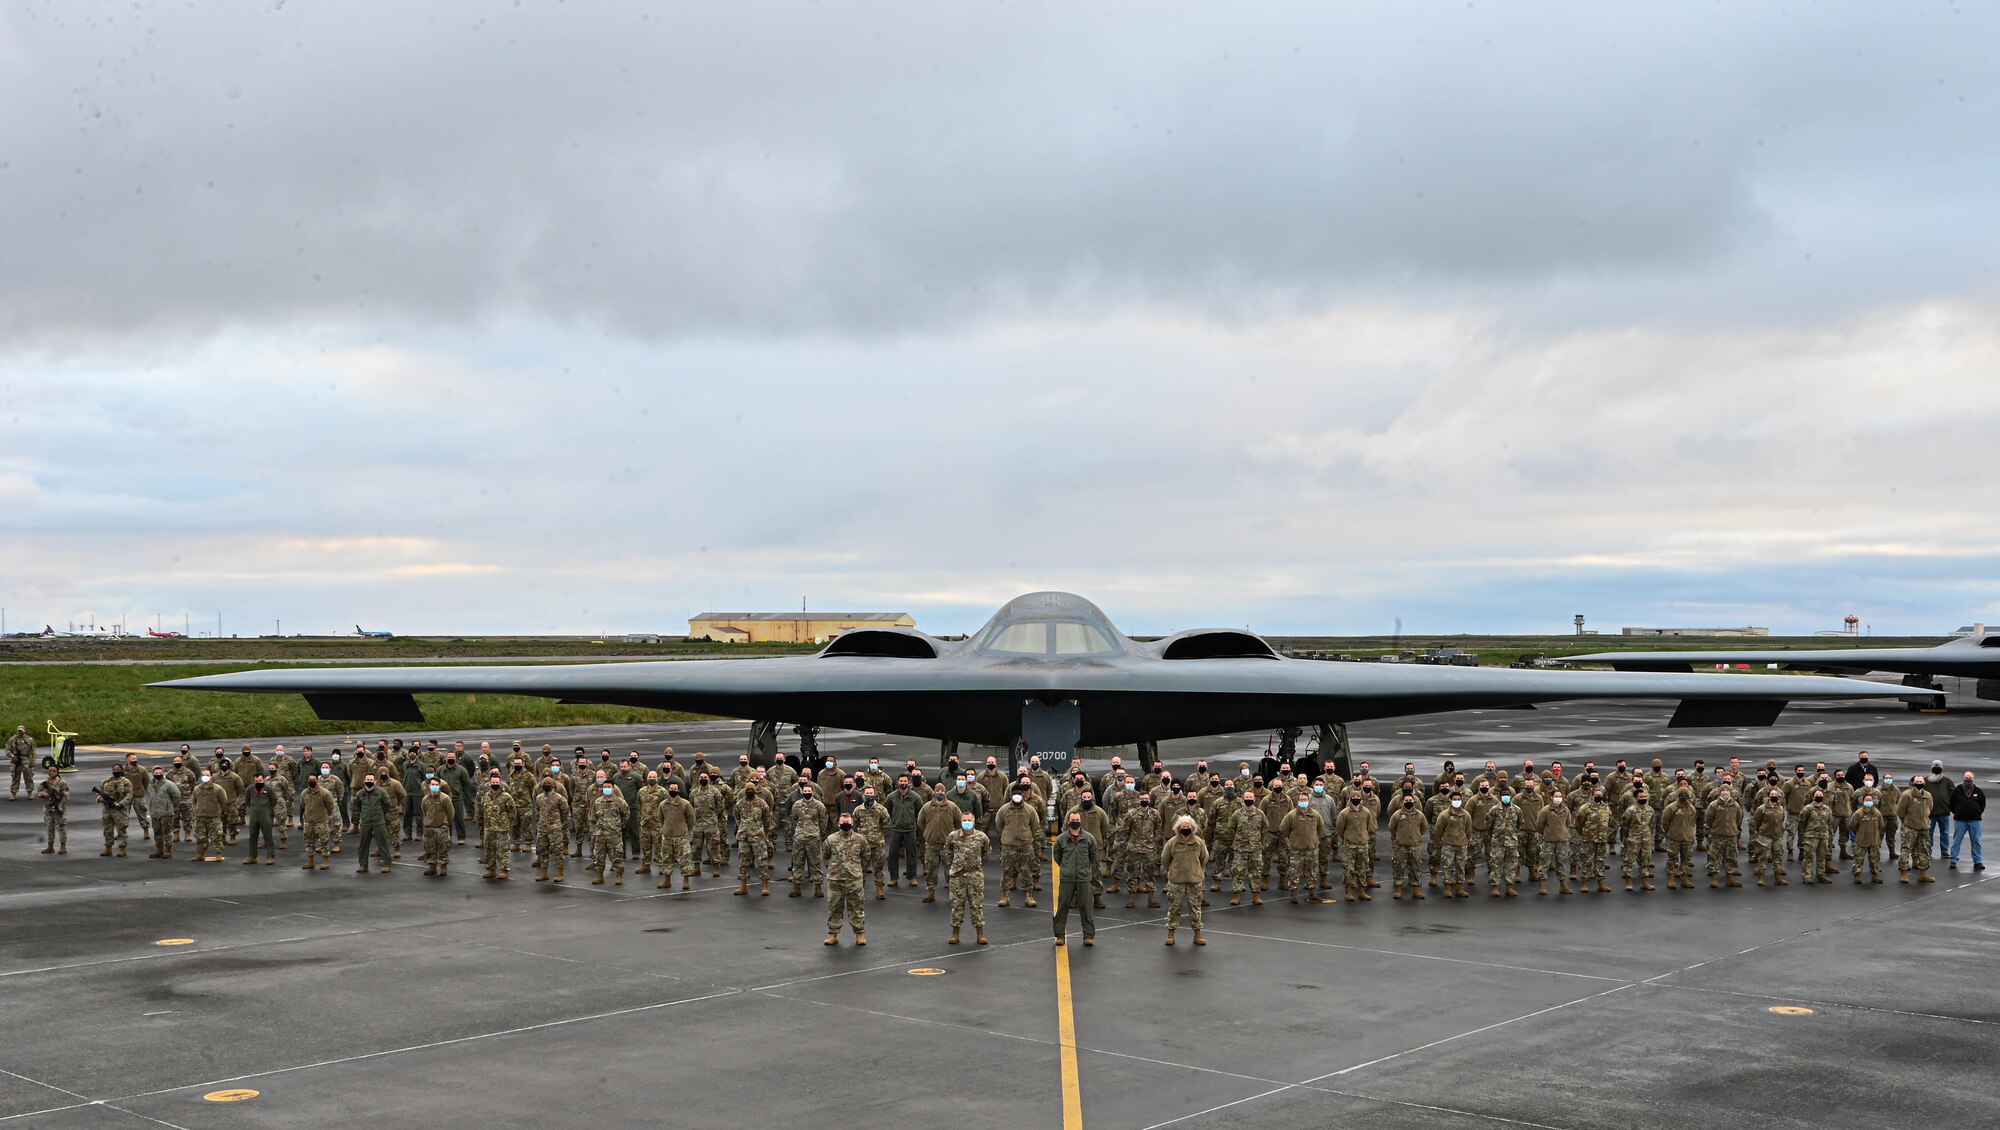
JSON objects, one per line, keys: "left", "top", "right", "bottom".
{"left": 1052, "top": 852, "right": 1083, "bottom": 1130}
{"left": 1768, "top": 1005, "right": 1814, "bottom": 1015}
{"left": 80, "top": 746, "right": 177, "bottom": 757}
{"left": 907, "top": 968, "right": 948, "bottom": 976}
{"left": 154, "top": 938, "right": 195, "bottom": 947}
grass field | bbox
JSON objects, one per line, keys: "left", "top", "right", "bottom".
{"left": 2, "top": 663, "right": 719, "bottom": 746}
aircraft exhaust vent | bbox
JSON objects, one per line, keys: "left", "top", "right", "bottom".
{"left": 820, "top": 629, "right": 939, "bottom": 659}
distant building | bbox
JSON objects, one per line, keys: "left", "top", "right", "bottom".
{"left": 688, "top": 611, "right": 916, "bottom": 644}
{"left": 623, "top": 633, "right": 664, "bottom": 644}
{"left": 1620, "top": 626, "right": 1770, "bottom": 637}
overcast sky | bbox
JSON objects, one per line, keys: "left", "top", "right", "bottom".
{"left": 3, "top": 2, "right": 1996, "bottom": 638}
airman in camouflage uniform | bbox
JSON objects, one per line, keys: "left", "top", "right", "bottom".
{"left": 479, "top": 779, "right": 518, "bottom": 880}
{"left": 945, "top": 817, "right": 990, "bottom": 944}
{"left": 1118, "top": 797, "right": 1164, "bottom": 909}
{"left": 1705, "top": 785, "right": 1744, "bottom": 887}
{"left": 1388, "top": 794, "right": 1428, "bottom": 899}
{"left": 588, "top": 781, "right": 629, "bottom": 885}
{"left": 1849, "top": 793, "right": 1885, "bottom": 884}
{"left": 1333, "top": 793, "right": 1375, "bottom": 902}
{"left": 420, "top": 782, "right": 454, "bottom": 876}
{"left": 851, "top": 787, "right": 890, "bottom": 898}
{"left": 1751, "top": 790, "right": 1789, "bottom": 885}
{"left": 1487, "top": 795, "right": 1522, "bottom": 897}
{"left": 298, "top": 775, "right": 337, "bottom": 870}
{"left": 996, "top": 791, "right": 1042, "bottom": 908}
{"left": 534, "top": 780, "right": 569, "bottom": 883}
{"left": 1160, "top": 817, "right": 1208, "bottom": 944}
{"left": 36, "top": 764, "right": 69, "bottom": 854}
{"left": 788, "top": 786, "right": 828, "bottom": 896}
{"left": 1800, "top": 791, "right": 1836, "bottom": 884}
{"left": 1898, "top": 778, "right": 1935, "bottom": 883}
{"left": 96, "top": 767, "right": 134, "bottom": 856}
{"left": 634, "top": 773, "right": 667, "bottom": 875}
{"left": 1661, "top": 788, "right": 1698, "bottom": 889}
{"left": 1620, "top": 791, "right": 1655, "bottom": 891}
{"left": 691, "top": 775, "right": 729, "bottom": 875}
{"left": 1432, "top": 795, "right": 1472, "bottom": 897}
{"left": 823, "top": 818, "right": 867, "bottom": 945}
{"left": 1535, "top": 791, "right": 1573, "bottom": 894}
{"left": 1575, "top": 792, "right": 1613, "bottom": 893}
{"left": 6, "top": 725, "right": 34, "bottom": 798}
{"left": 1226, "top": 795, "right": 1265, "bottom": 906}
{"left": 733, "top": 791, "right": 776, "bottom": 896}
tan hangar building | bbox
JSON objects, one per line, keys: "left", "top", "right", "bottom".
{"left": 688, "top": 610, "right": 917, "bottom": 644}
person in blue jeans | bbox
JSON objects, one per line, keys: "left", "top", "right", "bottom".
{"left": 1948, "top": 772, "right": 1985, "bottom": 871}
{"left": 1925, "top": 761, "right": 1953, "bottom": 856}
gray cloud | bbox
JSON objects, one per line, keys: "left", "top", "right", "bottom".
{"left": 3, "top": 2, "right": 1993, "bottom": 346}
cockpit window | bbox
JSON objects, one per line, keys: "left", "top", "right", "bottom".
{"left": 977, "top": 619, "right": 1121, "bottom": 657}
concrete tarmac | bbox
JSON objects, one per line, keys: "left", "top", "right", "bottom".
{"left": 3, "top": 698, "right": 1996, "bottom": 1130}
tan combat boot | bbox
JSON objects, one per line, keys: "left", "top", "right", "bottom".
{"left": 1289, "top": 890, "right": 1300, "bottom": 905}
{"left": 734, "top": 878, "right": 748, "bottom": 895}
{"left": 635, "top": 862, "right": 651, "bottom": 875}
{"left": 1148, "top": 892, "right": 1160, "bottom": 908}
{"left": 1556, "top": 879, "right": 1571, "bottom": 895}
{"left": 1504, "top": 884, "right": 1517, "bottom": 898}
{"left": 1025, "top": 892, "right": 1037, "bottom": 907}
{"left": 302, "top": 854, "right": 316, "bottom": 870}
{"left": 824, "top": 933, "right": 839, "bottom": 946}
{"left": 1250, "top": 892, "right": 1263, "bottom": 906}
{"left": 497, "top": 867, "right": 509, "bottom": 880}
{"left": 1596, "top": 879, "right": 1611, "bottom": 893}
{"left": 1229, "top": 893, "right": 1242, "bottom": 906}
{"left": 875, "top": 881, "right": 886, "bottom": 901}
{"left": 423, "top": 863, "right": 438, "bottom": 876}
{"left": 683, "top": 876, "right": 693, "bottom": 890}
{"left": 760, "top": 880, "right": 770, "bottom": 896}
{"left": 1392, "top": 883, "right": 1403, "bottom": 900}
{"left": 1536, "top": 881, "right": 1548, "bottom": 895}
{"left": 1412, "top": 885, "right": 1425, "bottom": 900}
{"left": 612, "top": 872, "right": 622, "bottom": 885}
{"left": 949, "top": 927, "right": 961, "bottom": 945}
{"left": 1192, "top": 930, "right": 1206, "bottom": 946}
{"left": 1489, "top": 884, "right": 1500, "bottom": 898}
{"left": 814, "top": 880, "right": 824, "bottom": 897}
{"left": 854, "top": 932, "right": 867, "bottom": 946}
{"left": 1726, "top": 874, "right": 1742, "bottom": 888}
{"left": 999, "top": 884, "right": 1012, "bottom": 908}
{"left": 1358, "top": 886, "right": 1372, "bottom": 901}
{"left": 923, "top": 887, "right": 935, "bottom": 903}
{"left": 1165, "top": 930, "right": 1176, "bottom": 946}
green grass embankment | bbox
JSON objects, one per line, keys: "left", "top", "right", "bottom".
{"left": 3, "top": 663, "right": 718, "bottom": 746}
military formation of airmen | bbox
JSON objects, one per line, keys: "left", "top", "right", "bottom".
{"left": 13, "top": 725, "right": 1986, "bottom": 952}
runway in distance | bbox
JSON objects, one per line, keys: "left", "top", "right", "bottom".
{"left": 1568, "top": 631, "right": 2000, "bottom": 702}
{"left": 157, "top": 593, "right": 1936, "bottom": 773}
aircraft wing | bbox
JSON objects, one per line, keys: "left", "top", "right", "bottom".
{"left": 151, "top": 655, "right": 1933, "bottom": 747}
{"left": 1565, "top": 638, "right": 2000, "bottom": 679}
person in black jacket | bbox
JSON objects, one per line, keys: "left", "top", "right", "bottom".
{"left": 1949, "top": 772, "right": 1985, "bottom": 871}
{"left": 1842, "top": 752, "right": 1877, "bottom": 791}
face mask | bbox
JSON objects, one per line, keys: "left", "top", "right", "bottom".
{"left": 1124, "top": 782, "right": 1135, "bottom": 791}
{"left": 1500, "top": 796, "right": 1512, "bottom": 805}
{"left": 960, "top": 820, "right": 974, "bottom": 830}
{"left": 1068, "top": 823, "right": 1082, "bottom": 833}
{"left": 603, "top": 788, "right": 614, "bottom": 796}
{"left": 1450, "top": 800, "right": 1463, "bottom": 809}
{"left": 1313, "top": 785, "right": 1325, "bottom": 795}
{"left": 1140, "top": 798, "right": 1152, "bottom": 807}
{"left": 1223, "top": 788, "right": 1236, "bottom": 798}
{"left": 200, "top": 774, "right": 211, "bottom": 783}
{"left": 1178, "top": 827, "right": 1192, "bottom": 836}
{"left": 1240, "top": 768, "right": 1250, "bottom": 777}
{"left": 839, "top": 823, "right": 853, "bottom": 832}
{"left": 1402, "top": 800, "right": 1415, "bottom": 808}
{"left": 429, "top": 785, "right": 440, "bottom": 794}
{"left": 1011, "top": 794, "right": 1024, "bottom": 804}
{"left": 1294, "top": 799, "right": 1309, "bottom": 810}
{"left": 365, "top": 784, "right": 376, "bottom": 791}
{"left": 1080, "top": 799, "right": 1094, "bottom": 809}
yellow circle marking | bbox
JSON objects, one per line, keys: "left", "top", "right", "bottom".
{"left": 155, "top": 938, "right": 195, "bottom": 947}
{"left": 204, "top": 1089, "right": 260, "bottom": 1102}
{"left": 907, "top": 967, "right": 948, "bottom": 976}
{"left": 1768, "top": 1006, "right": 1814, "bottom": 1016}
